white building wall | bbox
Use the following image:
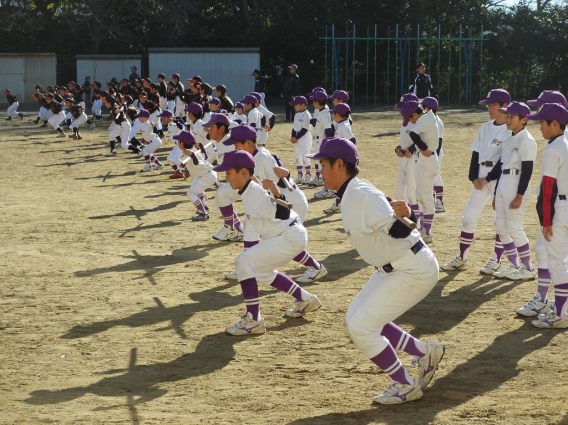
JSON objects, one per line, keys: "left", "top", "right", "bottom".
{"left": 0, "top": 54, "right": 56, "bottom": 103}
{"left": 76, "top": 56, "right": 142, "bottom": 86}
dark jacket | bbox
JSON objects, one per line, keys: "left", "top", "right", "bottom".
{"left": 282, "top": 74, "right": 300, "bottom": 96}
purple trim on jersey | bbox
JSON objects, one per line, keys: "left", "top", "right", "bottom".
{"left": 335, "top": 176, "right": 355, "bottom": 201}
{"left": 517, "top": 161, "right": 533, "bottom": 195}
{"left": 388, "top": 209, "right": 416, "bottom": 239}
{"left": 296, "top": 128, "right": 308, "bottom": 139}
{"left": 275, "top": 195, "right": 291, "bottom": 220}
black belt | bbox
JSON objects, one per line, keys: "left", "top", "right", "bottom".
{"left": 480, "top": 161, "right": 494, "bottom": 167}
{"left": 560, "top": 195, "right": 567, "bottom": 200}
{"left": 502, "top": 169, "right": 520, "bottom": 175}
{"left": 378, "top": 241, "right": 424, "bottom": 273}
{"left": 288, "top": 218, "right": 299, "bottom": 227}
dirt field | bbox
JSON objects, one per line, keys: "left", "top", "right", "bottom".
{"left": 1, "top": 107, "right": 567, "bottom": 425}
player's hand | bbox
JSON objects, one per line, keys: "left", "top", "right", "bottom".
{"left": 262, "top": 179, "right": 281, "bottom": 197}
{"left": 291, "top": 137, "right": 298, "bottom": 144}
{"left": 421, "top": 149, "right": 432, "bottom": 158}
{"left": 543, "top": 226, "right": 554, "bottom": 242}
{"left": 404, "top": 150, "right": 413, "bottom": 158}
{"left": 509, "top": 194, "right": 523, "bottom": 209}
{"left": 473, "top": 179, "right": 483, "bottom": 190}
{"left": 395, "top": 147, "right": 404, "bottom": 158}
{"left": 390, "top": 200, "right": 411, "bottom": 218}
{"left": 273, "top": 166, "right": 290, "bottom": 179}
{"left": 264, "top": 125, "right": 272, "bottom": 132}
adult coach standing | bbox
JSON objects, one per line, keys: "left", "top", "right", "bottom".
{"left": 409, "top": 63, "right": 433, "bottom": 100}
{"left": 251, "top": 69, "right": 267, "bottom": 107}
{"left": 281, "top": 64, "right": 301, "bottom": 122}
{"left": 307, "top": 137, "right": 444, "bottom": 405}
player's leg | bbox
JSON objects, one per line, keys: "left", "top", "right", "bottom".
{"left": 493, "top": 184, "right": 520, "bottom": 278}
{"left": 188, "top": 176, "right": 210, "bottom": 221}
{"left": 415, "top": 157, "right": 437, "bottom": 241}
{"left": 167, "top": 146, "right": 187, "bottom": 178}
{"left": 434, "top": 148, "right": 445, "bottom": 212}
{"left": 212, "top": 183, "right": 243, "bottom": 241}
{"left": 141, "top": 135, "right": 163, "bottom": 171}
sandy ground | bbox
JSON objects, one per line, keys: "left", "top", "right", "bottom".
{"left": 0, "top": 107, "right": 567, "bottom": 425}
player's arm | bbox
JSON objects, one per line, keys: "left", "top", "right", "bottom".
{"left": 436, "top": 137, "right": 442, "bottom": 156}
{"left": 360, "top": 193, "right": 401, "bottom": 234}
{"left": 408, "top": 131, "right": 431, "bottom": 155}
{"left": 388, "top": 199, "right": 417, "bottom": 238}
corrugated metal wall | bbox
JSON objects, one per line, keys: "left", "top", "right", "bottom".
{"left": 0, "top": 54, "right": 56, "bottom": 104}
{"left": 149, "top": 51, "right": 260, "bottom": 103}
{"left": 76, "top": 58, "right": 142, "bottom": 87}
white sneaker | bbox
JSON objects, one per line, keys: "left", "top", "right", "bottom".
{"left": 440, "top": 255, "right": 467, "bottom": 271}
{"left": 191, "top": 212, "right": 210, "bottom": 221}
{"left": 56, "top": 132, "right": 66, "bottom": 138}
{"left": 492, "top": 264, "right": 518, "bottom": 279}
{"left": 420, "top": 229, "right": 433, "bottom": 244}
{"left": 372, "top": 381, "right": 423, "bottom": 405}
{"left": 506, "top": 265, "right": 537, "bottom": 281}
{"left": 285, "top": 295, "right": 322, "bottom": 318}
{"left": 88, "top": 123, "right": 96, "bottom": 130}
{"left": 435, "top": 200, "right": 445, "bottom": 213}
{"left": 313, "top": 188, "right": 329, "bottom": 198}
{"left": 105, "top": 149, "right": 117, "bottom": 157}
{"left": 308, "top": 177, "right": 324, "bottom": 187}
{"left": 479, "top": 257, "right": 501, "bottom": 275}
{"left": 212, "top": 225, "right": 243, "bottom": 242}
{"left": 226, "top": 313, "right": 266, "bottom": 336}
{"left": 324, "top": 190, "right": 337, "bottom": 199}
{"left": 136, "top": 151, "right": 143, "bottom": 158}
{"left": 412, "top": 342, "right": 445, "bottom": 390}
{"left": 323, "top": 203, "right": 341, "bottom": 214}
{"left": 531, "top": 311, "right": 568, "bottom": 329}
{"left": 296, "top": 265, "right": 328, "bottom": 284}
{"left": 140, "top": 163, "right": 153, "bottom": 172}
{"left": 516, "top": 294, "right": 552, "bottom": 317}
{"left": 302, "top": 175, "right": 313, "bottom": 184}
{"left": 153, "top": 163, "right": 164, "bottom": 170}
{"left": 294, "top": 176, "right": 304, "bottom": 184}
{"left": 225, "top": 270, "right": 237, "bottom": 280}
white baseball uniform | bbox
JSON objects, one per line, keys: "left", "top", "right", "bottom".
{"left": 247, "top": 107, "right": 266, "bottom": 145}
{"left": 292, "top": 109, "right": 313, "bottom": 168}
{"left": 166, "top": 119, "right": 187, "bottom": 166}
{"left": 434, "top": 114, "right": 445, "bottom": 186}
{"left": 182, "top": 149, "right": 217, "bottom": 205}
{"left": 395, "top": 122, "right": 417, "bottom": 205}
{"left": 257, "top": 104, "right": 274, "bottom": 146}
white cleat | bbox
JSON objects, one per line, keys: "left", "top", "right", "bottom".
{"left": 440, "top": 255, "right": 467, "bottom": 271}
{"left": 212, "top": 225, "right": 243, "bottom": 242}
{"left": 516, "top": 294, "right": 552, "bottom": 317}
{"left": 296, "top": 265, "right": 328, "bottom": 284}
{"left": 479, "top": 257, "right": 501, "bottom": 275}
{"left": 313, "top": 188, "right": 329, "bottom": 198}
{"left": 226, "top": 313, "right": 266, "bottom": 336}
{"left": 153, "top": 163, "right": 165, "bottom": 170}
{"left": 506, "top": 265, "right": 537, "bottom": 281}
{"left": 492, "top": 265, "right": 519, "bottom": 279}
{"left": 285, "top": 295, "right": 322, "bottom": 318}
{"left": 435, "top": 200, "right": 446, "bottom": 213}
{"left": 294, "top": 176, "right": 304, "bottom": 184}
{"left": 308, "top": 177, "right": 324, "bottom": 187}
{"left": 225, "top": 270, "right": 237, "bottom": 280}
{"left": 140, "top": 163, "right": 153, "bottom": 172}
{"left": 531, "top": 311, "right": 568, "bottom": 329}
{"left": 372, "top": 380, "right": 423, "bottom": 405}
{"left": 323, "top": 203, "right": 341, "bottom": 214}
{"left": 412, "top": 342, "right": 445, "bottom": 390}
{"left": 420, "top": 229, "right": 433, "bottom": 244}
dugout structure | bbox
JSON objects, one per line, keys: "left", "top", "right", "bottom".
{"left": 320, "top": 24, "right": 487, "bottom": 107}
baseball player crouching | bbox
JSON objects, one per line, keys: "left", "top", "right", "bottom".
{"left": 161, "top": 109, "right": 190, "bottom": 179}
{"left": 481, "top": 102, "right": 537, "bottom": 280}
{"left": 516, "top": 91, "right": 568, "bottom": 317}
{"left": 306, "top": 137, "right": 444, "bottom": 405}
{"left": 289, "top": 96, "right": 313, "bottom": 184}
{"left": 213, "top": 150, "right": 322, "bottom": 336}
{"left": 130, "top": 110, "right": 164, "bottom": 172}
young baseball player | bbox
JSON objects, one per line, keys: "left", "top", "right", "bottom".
{"left": 230, "top": 102, "right": 247, "bottom": 125}
{"left": 242, "top": 95, "right": 266, "bottom": 146}
{"left": 516, "top": 91, "right": 568, "bottom": 317}
{"left": 174, "top": 130, "right": 217, "bottom": 221}
{"left": 202, "top": 114, "right": 243, "bottom": 242}
{"left": 421, "top": 97, "right": 445, "bottom": 212}
{"left": 224, "top": 124, "right": 328, "bottom": 284}
{"left": 106, "top": 106, "right": 134, "bottom": 156}
{"left": 311, "top": 90, "right": 335, "bottom": 199}
{"left": 130, "top": 110, "right": 164, "bottom": 172}
{"left": 400, "top": 100, "right": 439, "bottom": 243}
{"left": 330, "top": 90, "right": 353, "bottom": 126}
{"left": 186, "top": 103, "right": 216, "bottom": 163}
{"left": 3, "top": 89, "right": 24, "bottom": 120}
{"left": 306, "top": 137, "right": 444, "bottom": 404}
{"left": 213, "top": 150, "right": 322, "bottom": 335}
{"left": 481, "top": 101, "right": 537, "bottom": 280}
{"left": 161, "top": 109, "right": 189, "bottom": 178}
{"left": 440, "top": 89, "right": 511, "bottom": 272}
{"left": 289, "top": 96, "right": 313, "bottom": 184}
{"left": 250, "top": 91, "right": 275, "bottom": 146}
{"left": 67, "top": 104, "right": 89, "bottom": 140}
{"left": 524, "top": 103, "right": 568, "bottom": 328}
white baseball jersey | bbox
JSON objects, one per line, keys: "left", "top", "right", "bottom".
{"left": 314, "top": 108, "right": 332, "bottom": 141}
{"left": 538, "top": 135, "right": 568, "bottom": 196}
{"left": 411, "top": 110, "right": 439, "bottom": 151}
{"left": 292, "top": 110, "right": 312, "bottom": 143}
{"left": 216, "top": 134, "right": 235, "bottom": 164}
{"left": 470, "top": 120, "right": 510, "bottom": 168}
{"left": 167, "top": 120, "right": 186, "bottom": 141}
{"left": 435, "top": 114, "right": 444, "bottom": 139}
{"left": 129, "top": 119, "right": 155, "bottom": 141}
{"left": 500, "top": 128, "right": 537, "bottom": 170}
{"left": 334, "top": 119, "right": 355, "bottom": 140}
{"left": 399, "top": 122, "right": 416, "bottom": 149}
{"left": 230, "top": 112, "right": 247, "bottom": 124}
{"left": 182, "top": 149, "right": 214, "bottom": 178}
{"left": 241, "top": 180, "right": 299, "bottom": 240}
{"left": 247, "top": 107, "right": 263, "bottom": 129}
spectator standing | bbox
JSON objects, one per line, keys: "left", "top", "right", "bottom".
{"left": 409, "top": 63, "right": 433, "bottom": 100}
{"left": 281, "top": 64, "right": 301, "bottom": 122}
{"left": 251, "top": 69, "right": 267, "bottom": 108}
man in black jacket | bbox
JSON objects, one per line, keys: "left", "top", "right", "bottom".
{"left": 281, "top": 64, "right": 301, "bottom": 122}
{"left": 409, "top": 63, "right": 433, "bottom": 100}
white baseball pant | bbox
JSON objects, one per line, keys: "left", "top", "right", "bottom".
{"left": 295, "top": 138, "right": 312, "bottom": 168}
{"left": 167, "top": 145, "right": 184, "bottom": 166}
{"left": 494, "top": 174, "right": 530, "bottom": 246}
{"left": 395, "top": 157, "right": 417, "bottom": 205}
{"left": 461, "top": 177, "right": 497, "bottom": 233}
{"left": 537, "top": 203, "right": 568, "bottom": 285}
{"left": 415, "top": 154, "right": 439, "bottom": 215}
{"left": 37, "top": 106, "right": 48, "bottom": 120}
{"left": 7, "top": 102, "right": 20, "bottom": 117}
{"left": 215, "top": 182, "right": 241, "bottom": 209}
{"left": 434, "top": 148, "right": 444, "bottom": 186}
{"left": 71, "top": 112, "right": 88, "bottom": 129}
{"left": 175, "top": 97, "right": 184, "bottom": 118}
{"left": 92, "top": 100, "right": 102, "bottom": 116}
{"left": 187, "top": 170, "right": 218, "bottom": 203}
{"left": 48, "top": 111, "right": 66, "bottom": 130}
{"left": 142, "top": 134, "right": 162, "bottom": 156}
{"left": 346, "top": 246, "right": 439, "bottom": 359}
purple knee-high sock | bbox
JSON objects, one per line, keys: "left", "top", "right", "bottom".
{"left": 293, "top": 250, "right": 320, "bottom": 269}
{"left": 370, "top": 343, "right": 413, "bottom": 385}
{"left": 459, "top": 231, "right": 475, "bottom": 260}
{"left": 434, "top": 186, "right": 443, "bottom": 203}
{"left": 315, "top": 163, "right": 321, "bottom": 179}
{"left": 296, "top": 165, "right": 303, "bottom": 178}
{"left": 150, "top": 155, "right": 162, "bottom": 166}
{"left": 410, "top": 204, "right": 420, "bottom": 228}
{"left": 537, "top": 268, "right": 551, "bottom": 302}
{"left": 219, "top": 205, "right": 236, "bottom": 230}
{"left": 144, "top": 154, "right": 151, "bottom": 164}
{"left": 494, "top": 234, "right": 504, "bottom": 262}
{"left": 502, "top": 241, "right": 519, "bottom": 268}
{"left": 554, "top": 283, "right": 568, "bottom": 317}
{"left": 305, "top": 164, "right": 312, "bottom": 177}
{"left": 516, "top": 243, "right": 533, "bottom": 271}
{"left": 172, "top": 164, "right": 179, "bottom": 172}
{"left": 240, "top": 277, "right": 260, "bottom": 321}
{"left": 192, "top": 199, "right": 206, "bottom": 214}
{"left": 380, "top": 322, "right": 426, "bottom": 357}
{"left": 421, "top": 214, "right": 434, "bottom": 235}
{"left": 271, "top": 272, "right": 309, "bottom": 301}
{"left": 232, "top": 212, "right": 243, "bottom": 232}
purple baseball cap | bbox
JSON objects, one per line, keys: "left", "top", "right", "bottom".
{"left": 249, "top": 92, "right": 261, "bottom": 102}
{"left": 173, "top": 130, "right": 196, "bottom": 148}
{"left": 235, "top": 102, "right": 245, "bottom": 109}
{"left": 136, "top": 110, "right": 150, "bottom": 118}
{"left": 242, "top": 95, "right": 258, "bottom": 105}
{"left": 308, "top": 87, "right": 326, "bottom": 100}
{"left": 158, "top": 110, "right": 173, "bottom": 118}
{"left": 331, "top": 103, "right": 351, "bottom": 115}
{"left": 289, "top": 96, "right": 308, "bottom": 106}
{"left": 527, "top": 90, "right": 567, "bottom": 108}
{"left": 202, "top": 113, "right": 231, "bottom": 127}
{"left": 223, "top": 125, "right": 257, "bottom": 145}
{"left": 498, "top": 101, "right": 530, "bottom": 117}
{"left": 479, "top": 89, "right": 511, "bottom": 105}
{"left": 395, "top": 93, "right": 419, "bottom": 110}
{"left": 306, "top": 137, "right": 359, "bottom": 165}
{"left": 311, "top": 90, "right": 328, "bottom": 103}
{"left": 184, "top": 103, "right": 203, "bottom": 114}
{"left": 214, "top": 150, "right": 256, "bottom": 172}
{"left": 527, "top": 103, "right": 568, "bottom": 125}
{"left": 421, "top": 96, "right": 439, "bottom": 110}
{"left": 331, "top": 90, "right": 349, "bottom": 102}
{"left": 400, "top": 100, "right": 420, "bottom": 126}
{"left": 209, "top": 98, "right": 221, "bottom": 106}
